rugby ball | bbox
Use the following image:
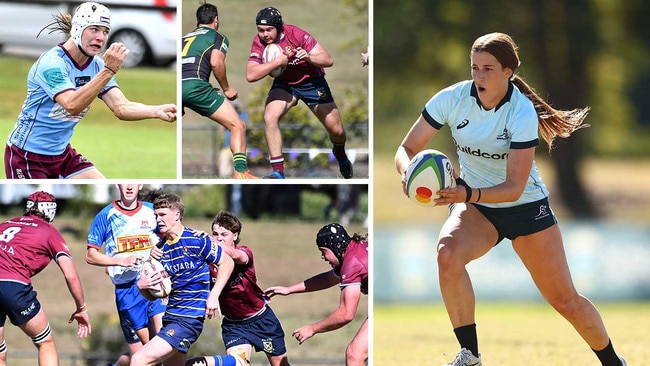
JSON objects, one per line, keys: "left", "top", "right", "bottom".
{"left": 404, "top": 149, "right": 454, "bottom": 207}
{"left": 262, "top": 43, "right": 285, "bottom": 78}
{"left": 141, "top": 258, "right": 171, "bottom": 298}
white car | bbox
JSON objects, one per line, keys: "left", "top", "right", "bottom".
{"left": 0, "top": 0, "right": 177, "bottom": 67}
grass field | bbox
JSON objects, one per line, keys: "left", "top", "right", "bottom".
{"left": 1, "top": 217, "right": 367, "bottom": 366}
{"left": 374, "top": 302, "right": 650, "bottom": 365}
{"left": 0, "top": 55, "right": 177, "bottom": 178}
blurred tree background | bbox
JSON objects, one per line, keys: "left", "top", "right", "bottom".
{"left": 374, "top": 0, "right": 650, "bottom": 219}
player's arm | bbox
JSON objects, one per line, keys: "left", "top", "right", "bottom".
{"left": 293, "top": 284, "right": 361, "bottom": 344}
{"left": 206, "top": 247, "right": 234, "bottom": 319}
{"left": 396, "top": 114, "right": 440, "bottom": 176}
{"left": 246, "top": 54, "right": 288, "bottom": 82}
{"left": 100, "top": 87, "right": 176, "bottom": 122}
{"left": 85, "top": 246, "right": 142, "bottom": 268}
{"left": 265, "top": 269, "right": 339, "bottom": 297}
{"left": 296, "top": 44, "right": 333, "bottom": 68}
{"left": 219, "top": 245, "right": 249, "bottom": 266}
{"left": 57, "top": 255, "right": 92, "bottom": 338}
{"left": 210, "top": 49, "right": 237, "bottom": 101}
{"left": 54, "top": 69, "right": 115, "bottom": 115}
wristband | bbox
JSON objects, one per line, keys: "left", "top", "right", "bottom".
{"left": 77, "top": 303, "right": 88, "bottom": 313}
{"left": 476, "top": 188, "right": 482, "bottom": 202}
{"left": 455, "top": 177, "right": 472, "bottom": 202}
{"left": 104, "top": 65, "right": 117, "bottom": 74}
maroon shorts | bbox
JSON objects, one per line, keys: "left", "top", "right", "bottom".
{"left": 5, "top": 143, "right": 96, "bottom": 179}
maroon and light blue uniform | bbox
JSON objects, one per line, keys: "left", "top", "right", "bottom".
{"left": 248, "top": 24, "right": 325, "bottom": 85}
{"left": 336, "top": 239, "right": 368, "bottom": 295}
{"left": 211, "top": 245, "right": 287, "bottom": 356}
{"left": 0, "top": 215, "right": 70, "bottom": 326}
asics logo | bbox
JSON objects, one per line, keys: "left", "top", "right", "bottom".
{"left": 457, "top": 119, "right": 470, "bottom": 129}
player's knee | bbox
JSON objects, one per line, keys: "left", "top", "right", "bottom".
{"left": 345, "top": 342, "right": 366, "bottom": 365}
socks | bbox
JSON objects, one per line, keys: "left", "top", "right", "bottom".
{"left": 331, "top": 141, "right": 348, "bottom": 162}
{"left": 233, "top": 152, "right": 248, "bottom": 173}
{"left": 270, "top": 155, "right": 284, "bottom": 174}
{"left": 593, "top": 339, "right": 623, "bottom": 366}
{"left": 212, "top": 354, "right": 238, "bottom": 366}
{"left": 454, "top": 323, "right": 479, "bottom": 358}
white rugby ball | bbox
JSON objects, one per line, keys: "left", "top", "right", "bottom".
{"left": 262, "top": 43, "right": 285, "bottom": 78}
{"left": 141, "top": 258, "right": 171, "bottom": 298}
{"left": 404, "top": 149, "right": 454, "bottom": 207}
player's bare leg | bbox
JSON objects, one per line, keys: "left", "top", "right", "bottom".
{"left": 346, "top": 318, "right": 368, "bottom": 366}
{"left": 310, "top": 102, "right": 352, "bottom": 178}
{"left": 210, "top": 102, "right": 256, "bottom": 178}
{"left": 262, "top": 89, "right": 296, "bottom": 178}
{"left": 19, "top": 309, "right": 59, "bottom": 366}
{"left": 512, "top": 226, "right": 611, "bottom": 350}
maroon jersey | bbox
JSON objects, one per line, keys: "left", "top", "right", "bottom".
{"left": 211, "top": 245, "right": 267, "bottom": 319}
{"left": 248, "top": 24, "right": 326, "bottom": 85}
{"left": 337, "top": 239, "right": 368, "bottom": 295}
{"left": 0, "top": 215, "right": 71, "bottom": 285}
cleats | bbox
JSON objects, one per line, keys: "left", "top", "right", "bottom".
{"left": 263, "top": 170, "right": 285, "bottom": 179}
{"left": 338, "top": 159, "right": 353, "bottom": 179}
{"left": 443, "top": 348, "right": 481, "bottom": 366}
{"left": 233, "top": 170, "right": 259, "bottom": 179}
{"left": 620, "top": 356, "right": 627, "bottom": 366}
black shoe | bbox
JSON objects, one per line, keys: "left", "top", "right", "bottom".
{"left": 338, "top": 159, "right": 353, "bottom": 179}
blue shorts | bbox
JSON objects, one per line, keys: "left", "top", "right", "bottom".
{"left": 115, "top": 281, "right": 166, "bottom": 344}
{"left": 469, "top": 197, "right": 558, "bottom": 245}
{"left": 222, "top": 306, "right": 286, "bottom": 356}
{"left": 157, "top": 315, "right": 204, "bottom": 354}
{"left": 0, "top": 281, "right": 41, "bottom": 327}
{"left": 270, "top": 77, "right": 335, "bottom": 105}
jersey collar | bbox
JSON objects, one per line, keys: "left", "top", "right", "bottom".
{"left": 470, "top": 81, "right": 514, "bottom": 112}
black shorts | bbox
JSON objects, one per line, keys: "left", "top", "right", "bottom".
{"left": 471, "top": 197, "right": 557, "bottom": 245}
{"left": 0, "top": 281, "right": 41, "bottom": 327}
{"left": 221, "top": 306, "right": 287, "bottom": 356}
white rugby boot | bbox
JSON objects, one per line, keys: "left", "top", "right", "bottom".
{"left": 442, "top": 348, "right": 482, "bottom": 366}
{"left": 619, "top": 356, "right": 628, "bottom": 366}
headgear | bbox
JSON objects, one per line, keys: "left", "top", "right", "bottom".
{"left": 26, "top": 191, "right": 57, "bottom": 223}
{"left": 256, "top": 7, "right": 283, "bottom": 32}
{"left": 71, "top": 2, "right": 111, "bottom": 47}
{"left": 316, "top": 223, "right": 351, "bottom": 262}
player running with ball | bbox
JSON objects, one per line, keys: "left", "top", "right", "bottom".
{"left": 246, "top": 7, "right": 353, "bottom": 179}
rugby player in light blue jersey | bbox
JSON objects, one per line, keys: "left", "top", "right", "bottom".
{"left": 5, "top": 2, "right": 176, "bottom": 179}
{"left": 395, "top": 33, "right": 626, "bottom": 366}
{"left": 131, "top": 192, "right": 240, "bottom": 366}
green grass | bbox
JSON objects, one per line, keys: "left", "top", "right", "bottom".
{"left": 0, "top": 55, "right": 177, "bottom": 178}
{"left": 374, "top": 302, "right": 650, "bottom": 365}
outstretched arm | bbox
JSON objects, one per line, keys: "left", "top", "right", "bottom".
{"left": 265, "top": 270, "right": 339, "bottom": 297}
{"left": 101, "top": 87, "right": 176, "bottom": 122}
{"left": 57, "top": 255, "right": 91, "bottom": 338}
{"left": 206, "top": 249, "right": 234, "bottom": 319}
{"left": 293, "top": 284, "right": 361, "bottom": 344}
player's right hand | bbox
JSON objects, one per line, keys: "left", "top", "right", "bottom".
{"left": 264, "top": 286, "right": 291, "bottom": 297}
{"left": 103, "top": 42, "right": 129, "bottom": 73}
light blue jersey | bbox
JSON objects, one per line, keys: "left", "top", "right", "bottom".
{"left": 422, "top": 80, "right": 549, "bottom": 208}
{"left": 159, "top": 227, "right": 222, "bottom": 319}
{"left": 87, "top": 201, "right": 159, "bottom": 285}
{"left": 8, "top": 44, "right": 118, "bottom": 155}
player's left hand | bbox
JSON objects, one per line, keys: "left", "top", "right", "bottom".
{"left": 155, "top": 104, "right": 177, "bottom": 122}
{"left": 294, "top": 47, "right": 309, "bottom": 62}
{"left": 68, "top": 308, "right": 91, "bottom": 338}
{"left": 292, "top": 325, "right": 315, "bottom": 345}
